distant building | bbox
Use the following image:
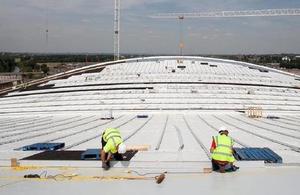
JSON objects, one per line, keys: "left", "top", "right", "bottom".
{"left": 0, "top": 73, "right": 23, "bottom": 82}
{"left": 265, "top": 63, "right": 280, "bottom": 69}
{"left": 282, "top": 56, "right": 291, "bottom": 62}
{"left": 14, "top": 58, "right": 21, "bottom": 63}
{"left": 0, "top": 80, "right": 20, "bottom": 90}
{"left": 0, "top": 73, "right": 23, "bottom": 90}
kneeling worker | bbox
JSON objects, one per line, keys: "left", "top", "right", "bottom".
{"left": 210, "top": 126, "right": 239, "bottom": 173}
{"left": 101, "top": 127, "right": 126, "bottom": 170}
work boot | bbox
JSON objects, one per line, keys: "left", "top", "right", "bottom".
{"left": 219, "top": 165, "right": 225, "bottom": 173}
{"left": 106, "top": 161, "right": 111, "bottom": 169}
{"left": 232, "top": 165, "right": 239, "bottom": 171}
{"left": 102, "top": 161, "right": 110, "bottom": 170}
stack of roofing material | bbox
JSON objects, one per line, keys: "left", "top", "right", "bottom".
{"left": 22, "top": 143, "right": 65, "bottom": 151}
{"left": 234, "top": 147, "right": 283, "bottom": 163}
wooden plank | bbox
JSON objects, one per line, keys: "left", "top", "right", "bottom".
{"left": 127, "top": 144, "right": 150, "bottom": 151}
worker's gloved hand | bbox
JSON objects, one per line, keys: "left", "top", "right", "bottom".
{"left": 102, "top": 161, "right": 110, "bottom": 170}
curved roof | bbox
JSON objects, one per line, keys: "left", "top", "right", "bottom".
{"left": 0, "top": 56, "right": 299, "bottom": 113}
{"left": 0, "top": 56, "right": 299, "bottom": 166}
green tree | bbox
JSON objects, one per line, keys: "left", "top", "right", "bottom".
{"left": 41, "top": 64, "right": 49, "bottom": 74}
{"left": 0, "top": 58, "right": 16, "bottom": 72}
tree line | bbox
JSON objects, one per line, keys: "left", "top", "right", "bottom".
{"left": 0, "top": 53, "right": 299, "bottom": 74}
{"left": 0, "top": 53, "right": 116, "bottom": 73}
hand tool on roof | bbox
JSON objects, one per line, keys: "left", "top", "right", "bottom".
{"left": 128, "top": 170, "right": 166, "bottom": 184}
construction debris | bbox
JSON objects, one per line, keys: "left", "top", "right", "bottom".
{"left": 10, "top": 158, "right": 19, "bottom": 167}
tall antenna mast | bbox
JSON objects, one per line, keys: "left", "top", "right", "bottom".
{"left": 45, "top": 0, "right": 49, "bottom": 53}
{"left": 114, "top": 0, "right": 120, "bottom": 61}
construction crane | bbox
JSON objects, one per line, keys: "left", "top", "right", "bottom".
{"left": 114, "top": 0, "right": 120, "bottom": 61}
{"left": 43, "top": 0, "right": 121, "bottom": 59}
{"left": 150, "top": 8, "right": 300, "bottom": 18}
{"left": 150, "top": 8, "right": 300, "bottom": 55}
{"left": 44, "top": 0, "right": 49, "bottom": 53}
{"left": 178, "top": 16, "right": 184, "bottom": 56}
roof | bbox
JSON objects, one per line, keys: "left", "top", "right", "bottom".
{"left": 0, "top": 56, "right": 299, "bottom": 194}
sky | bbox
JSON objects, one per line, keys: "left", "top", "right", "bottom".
{"left": 0, "top": 0, "right": 300, "bottom": 55}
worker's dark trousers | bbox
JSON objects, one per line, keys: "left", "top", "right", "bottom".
{"left": 101, "top": 137, "right": 123, "bottom": 161}
{"left": 211, "top": 160, "right": 220, "bottom": 171}
{"left": 212, "top": 160, "right": 235, "bottom": 172}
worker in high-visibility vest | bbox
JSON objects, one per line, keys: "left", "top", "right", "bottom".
{"left": 101, "top": 128, "right": 126, "bottom": 170}
{"left": 210, "top": 126, "right": 239, "bottom": 173}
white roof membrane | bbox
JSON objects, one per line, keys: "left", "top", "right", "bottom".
{"left": 0, "top": 56, "right": 299, "bottom": 194}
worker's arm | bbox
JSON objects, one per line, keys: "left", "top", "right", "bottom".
{"left": 106, "top": 152, "right": 112, "bottom": 162}
{"left": 102, "top": 142, "right": 113, "bottom": 162}
{"left": 230, "top": 138, "right": 235, "bottom": 154}
{"left": 210, "top": 137, "right": 216, "bottom": 153}
{"left": 101, "top": 149, "right": 106, "bottom": 162}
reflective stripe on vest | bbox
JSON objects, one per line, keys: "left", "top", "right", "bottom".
{"left": 106, "top": 135, "right": 121, "bottom": 141}
{"left": 103, "top": 128, "right": 121, "bottom": 141}
{"left": 108, "top": 135, "right": 121, "bottom": 147}
{"left": 213, "top": 151, "right": 233, "bottom": 157}
{"left": 216, "top": 144, "right": 232, "bottom": 149}
{"left": 215, "top": 136, "right": 232, "bottom": 148}
{"left": 104, "top": 131, "right": 120, "bottom": 140}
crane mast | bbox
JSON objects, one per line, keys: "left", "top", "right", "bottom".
{"left": 114, "top": 0, "right": 120, "bottom": 61}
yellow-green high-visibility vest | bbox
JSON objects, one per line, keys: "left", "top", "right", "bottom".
{"left": 211, "top": 134, "right": 235, "bottom": 163}
{"left": 102, "top": 128, "right": 123, "bottom": 153}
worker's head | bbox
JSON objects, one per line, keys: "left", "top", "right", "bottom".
{"left": 222, "top": 130, "right": 229, "bottom": 135}
{"left": 118, "top": 143, "right": 127, "bottom": 154}
{"left": 218, "top": 126, "right": 229, "bottom": 135}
